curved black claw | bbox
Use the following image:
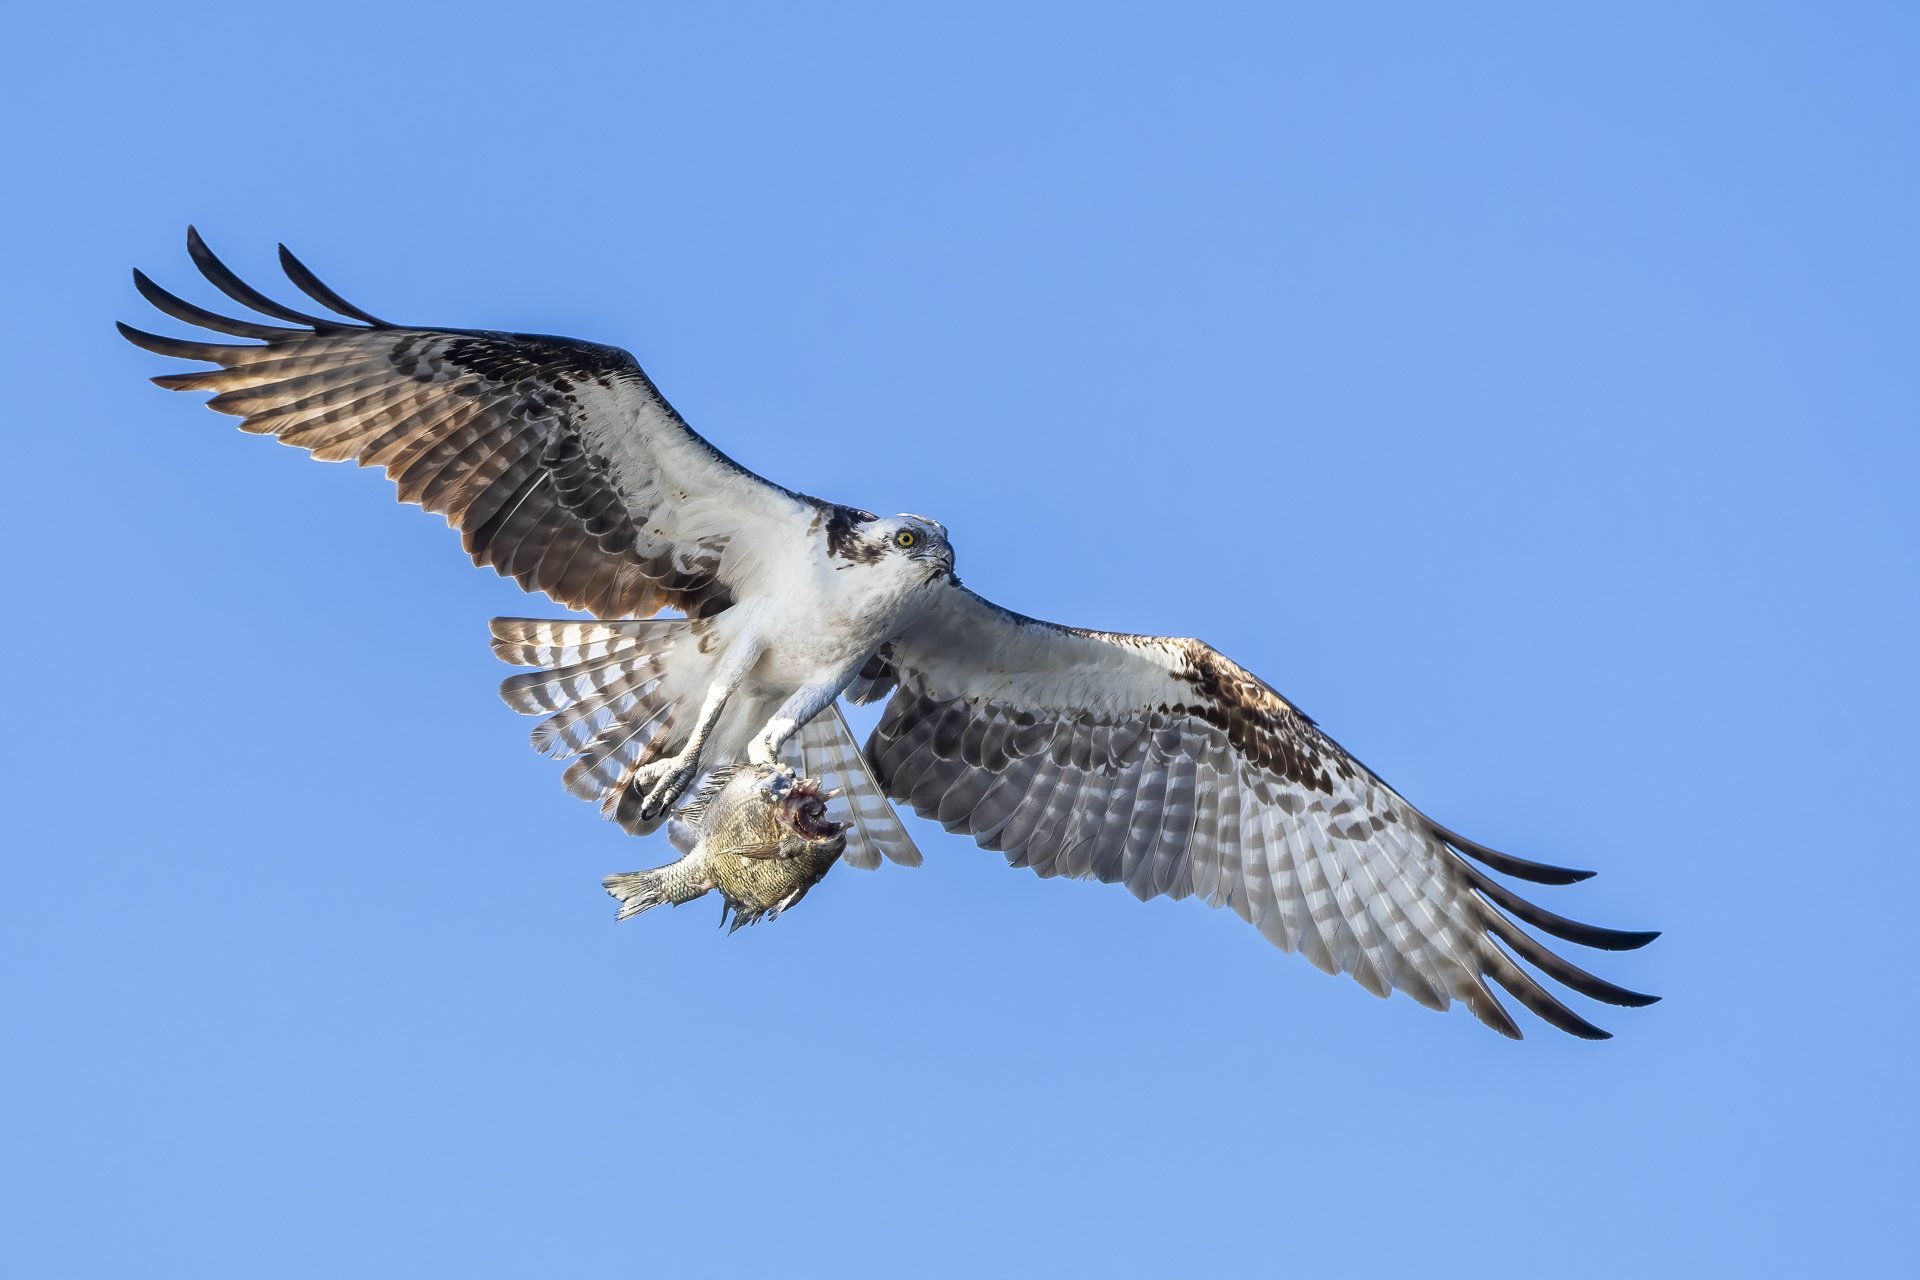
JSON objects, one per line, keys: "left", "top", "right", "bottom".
{"left": 639, "top": 760, "right": 700, "bottom": 823}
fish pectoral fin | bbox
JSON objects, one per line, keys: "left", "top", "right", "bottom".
{"left": 725, "top": 839, "right": 788, "bottom": 860}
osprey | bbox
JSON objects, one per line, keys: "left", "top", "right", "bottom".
{"left": 122, "top": 229, "right": 1659, "bottom": 1039}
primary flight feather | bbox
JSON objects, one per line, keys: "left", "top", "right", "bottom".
{"left": 123, "top": 228, "right": 1658, "bottom": 1039}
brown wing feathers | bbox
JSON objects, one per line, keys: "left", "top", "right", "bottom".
{"left": 120, "top": 228, "right": 721, "bottom": 619}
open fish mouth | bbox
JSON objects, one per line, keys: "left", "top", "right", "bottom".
{"left": 777, "top": 777, "right": 847, "bottom": 842}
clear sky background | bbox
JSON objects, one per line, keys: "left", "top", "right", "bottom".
{"left": 3, "top": 3, "right": 1915, "bottom": 1276}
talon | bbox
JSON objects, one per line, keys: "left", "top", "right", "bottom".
{"left": 636, "top": 756, "right": 698, "bottom": 821}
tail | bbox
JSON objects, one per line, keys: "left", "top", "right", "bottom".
{"left": 491, "top": 617, "right": 718, "bottom": 834}
{"left": 603, "top": 859, "right": 713, "bottom": 921}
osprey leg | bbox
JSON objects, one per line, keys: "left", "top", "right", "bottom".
{"left": 749, "top": 679, "right": 848, "bottom": 772}
{"left": 631, "top": 634, "right": 765, "bottom": 822}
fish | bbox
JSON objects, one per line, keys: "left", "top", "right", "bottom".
{"left": 602, "top": 766, "right": 848, "bottom": 932}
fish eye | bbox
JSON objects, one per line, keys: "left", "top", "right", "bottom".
{"left": 894, "top": 530, "right": 917, "bottom": 549}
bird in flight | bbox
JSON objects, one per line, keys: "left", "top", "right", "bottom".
{"left": 122, "top": 228, "right": 1658, "bottom": 1039}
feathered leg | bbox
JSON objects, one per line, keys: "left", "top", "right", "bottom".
{"left": 631, "top": 633, "right": 766, "bottom": 821}
{"left": 749, "top": 679, "right": 848, "bottom": 773}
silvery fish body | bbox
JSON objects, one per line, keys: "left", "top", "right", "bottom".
{"left": 603, "top": 766, "right": 846, "bottom": 931}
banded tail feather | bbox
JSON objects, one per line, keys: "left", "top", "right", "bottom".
{"left": 793, "top": 708, "right": 922, "bottom": 869}
{"left": 491, "top": 616, "right": 708, "bottom": 835}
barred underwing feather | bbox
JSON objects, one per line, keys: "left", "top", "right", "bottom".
{"left": 419, "top": 419, "right": 514, "bottom": 513}
{"left": 1118, "top": 750, "right": 1171, "bottom": 902}
{"left": 1007, "top": 760, "right": 1074, "bottom": 874}
{"left": 1150, "top": 755, "right": 1200, "bottom": 901}
{"left": 1190, "top": 766, "right": 1226, "bottom": 906}
{"left": 993, "top": 757, "right": 1069, "bottom": 861}
{"left": 1261, "top": 802, "right": 1314, "bottom": 959}
{"left": 207, "top": 366, "right": 396, "bottom": 419}
{"left": 152, "top": 348, "right": 371, "bottom": 393}
{"left": 290, "top": 389, "right": 449, "bottom": 459}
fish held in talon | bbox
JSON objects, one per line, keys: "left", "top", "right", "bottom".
{"left": 602, "top": 766, "right": 847, "bottom": 933}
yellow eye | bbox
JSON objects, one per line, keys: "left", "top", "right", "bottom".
{"left": 895, "top": 530, "right": 917, "bottom": 549}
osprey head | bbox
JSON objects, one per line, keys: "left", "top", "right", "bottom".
{"left": 877, "top": 514, "right": 956, "bottom": 584}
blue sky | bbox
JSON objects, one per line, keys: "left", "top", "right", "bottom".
{"left": 4, "top": 3, "right": 1915, "bottom": 1275}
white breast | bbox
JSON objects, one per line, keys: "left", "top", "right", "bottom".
{"left": 747, "top": 550, "right": 929, "bottom": 689}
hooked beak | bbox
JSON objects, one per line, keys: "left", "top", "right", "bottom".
{"left": 919, "top": 544, "right": 956, "bottom": 583}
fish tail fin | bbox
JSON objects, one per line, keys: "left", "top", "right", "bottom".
{"left": 602, "top": 859, "right": 711, "bottom": 921}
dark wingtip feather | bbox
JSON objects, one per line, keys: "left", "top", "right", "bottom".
{"left": 1428, "top": 820, "right": 1594, "bottom": 885}
{"left": 1479, "top": 906, "right": 1662, "bottom": 1008}
{"left": 277, "top": 242, "right": 392, "bottom": 327}
{"left": 1483, "top": 947, "right": 1614, "bottom": 1040}
{"left": 1461, "top": 976, "right": 1525, "bottom": 1039}
{"left": 186, "top": 226, "right": 348, "bottom": 330}
{"left": 117, "top": 320, "right": 248, "bottom": 363}
{"left": 116, "top": 319, "right": 163, "bottom": 351}
{"left": 1463, "top": 862, "right": 1662, "bottom": 952}
{"left": 131, "top": 268, "right": 292, "bottom": 341}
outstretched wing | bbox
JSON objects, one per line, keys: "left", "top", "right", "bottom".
{"left": 121, "top": 227, "right": 816, "bottom": 618}
{"left": 857, "top": 585, "right": 1659, "bottom": 1039}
